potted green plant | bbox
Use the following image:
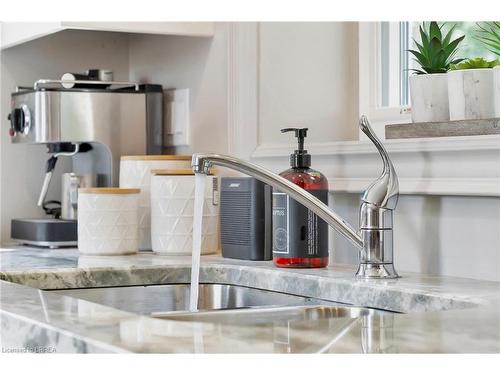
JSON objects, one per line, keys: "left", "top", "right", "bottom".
{"left": 408, "top": 22, "right": 464, "bottom": 122}
{"left": 447, "top": 56, "right": 500, "bottom": 120}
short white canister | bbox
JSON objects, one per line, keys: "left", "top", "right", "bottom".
{"left": 78, "top": 188, "right": 141, "bottom": 255}
{"left": 150, "top": 169, "right": 220, "bottom": 255}
{"left": 119, "top": 155, "right": 192, "bottom": 250}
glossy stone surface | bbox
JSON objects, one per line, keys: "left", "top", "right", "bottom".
{"left": 1, "top": 247, "right": 499, "bottom": 353}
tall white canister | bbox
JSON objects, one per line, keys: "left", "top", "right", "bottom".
{"left": 150, "top": 169, "right": 220, "bottom": 255}
{"left": 119, "top": 155, "right": 192, "bottom": 250}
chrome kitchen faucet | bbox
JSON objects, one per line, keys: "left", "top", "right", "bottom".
{"left": 192, "top": 116, "right": 399, "bottom": 279}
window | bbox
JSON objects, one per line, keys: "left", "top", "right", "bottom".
{"left": 384, "top": 22, "right": 495, "bottom": 108}
{"left": 359, "top": 22, "right": 496, "bottom": 138}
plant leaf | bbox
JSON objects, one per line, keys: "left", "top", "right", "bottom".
{"left": 408, "top": 49, "right": 429, "bottom": 67}
{"left": 442, "top": 24, "right": 456, "bottom": 46}
{"left": 429, "top": 22, "right": 442, "bottom": 41}
{"left": 428, "top": 37, "right": 442, "bottom": 68}
{"left": 414, "top": 41, "right": 427, "bottom": 57}
{"left": 475, "top": 22, "right": 500, "bottom": 58}
{"left": 419, "top": 25, "right": 429, "bottom": 47}
{"left": 408, "top": 69, "right": 427, "bottom": 75}
{"left": 443, "top": 35, "right": 465, "bottom": 59}
{"left": 449, "top": 58, "right": 465, "bottom": 65}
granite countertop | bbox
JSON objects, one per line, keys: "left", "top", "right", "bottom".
{"left": 1, "top": 247, "right": 499, "bottom": 353}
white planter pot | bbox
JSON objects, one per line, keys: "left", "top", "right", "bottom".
{"left": 409, "top": 73, "right": 449, "bottom": 122}
{"left": 77, "top": 188, "right": 140, "bottom": 255}
{"left": 494, "top": 66, "right": 500, "bottom": 117}
{"left": 119, "top": 155, "right": 192, "bottom": 250}
{"left": 150, "top": 173, "right": 220, "bottom": 255}
{"left": 447, "top": 68, "right": 495, "bottom": 121}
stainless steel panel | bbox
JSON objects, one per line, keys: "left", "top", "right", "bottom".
{"left": 158, "top": 304, "right": 388, "bottom": 325}
{"left": 49, "top": 283, "right": 340, "bottom": 316}
{"left": 10, "top": 88, "right": 161, "bottom": 186}
{"left": 59, "top": 92, "right": 146, "bottom": 148}
{"left": 12, "top": 90, "right": 148, "bottom": 148}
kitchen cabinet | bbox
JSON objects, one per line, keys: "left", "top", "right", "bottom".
{"left": 0, "top": 22, "right": 215, "bottom": 50}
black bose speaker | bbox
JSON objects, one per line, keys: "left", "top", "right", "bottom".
{"left": 220, "top": 177, "right": 272, "bottom": 261}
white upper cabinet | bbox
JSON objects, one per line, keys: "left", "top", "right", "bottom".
{"left": 0, "top": 22, "right": 215, "bottom": 49}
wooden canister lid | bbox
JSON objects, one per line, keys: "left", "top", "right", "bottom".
{"left": 120, "top": 155, "right": 192, "bottom": 161}
{"left": 78, "top": 188, "right": 141, "bottom": 194}
{"left": 151, "top": 168, "right": 216, "bottom": 176}
{"left": 151, "top": 168, "right": 194, "bottom": 176}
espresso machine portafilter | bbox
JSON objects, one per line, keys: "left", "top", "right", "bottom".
{"left": 7, "top": 71, "right": 164, "bottom": 247}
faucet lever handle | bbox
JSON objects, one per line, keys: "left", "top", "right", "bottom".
{"left": 359, "top": 116, "right": 399, "bottom": 210}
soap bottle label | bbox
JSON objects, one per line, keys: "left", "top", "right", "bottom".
{"left": 272, "top": 190, "right": 329, "bottom": 258}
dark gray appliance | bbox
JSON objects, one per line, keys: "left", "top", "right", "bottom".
{"left": 220, "top": 177, "right": 272, "bottom": 261}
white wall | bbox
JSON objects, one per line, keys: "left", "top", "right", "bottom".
{"left": 0, "top": 30, "right": 130, "bottom": 243}
{"left": 258, "top": 22, "right": 358, "bottom": 144}
{"left": 331, "top": 193, "right": 500, "bottom": 282}
{"left": 128, "top": 23, "right": 228, "bottom": 155}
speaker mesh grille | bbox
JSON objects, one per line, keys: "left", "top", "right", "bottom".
{"left": 220, "top": 191, "right": 251, "bottom": 245}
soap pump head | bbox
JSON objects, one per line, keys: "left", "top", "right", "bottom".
{"left": 281, "top": 127, "right": 311, "bottom": 168}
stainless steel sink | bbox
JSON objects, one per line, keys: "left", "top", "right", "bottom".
{"left": 154, "top": 304, "right": 387, "bottom": 325}
{"left": 50, "top": 283, "right": 392, "bottom": 326}
{"left": 49, "top": 283, "right": 342, "bottom": 315}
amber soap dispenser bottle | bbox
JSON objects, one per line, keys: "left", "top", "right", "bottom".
{"left": 272, "top": 128, "right": 329, "bottom": 268}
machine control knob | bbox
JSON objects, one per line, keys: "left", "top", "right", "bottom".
{"left": 8, "top": 106, "right": 31, "bottom": 136}
{"left": 9, "top": 108, "right": 24, "bottom": 133}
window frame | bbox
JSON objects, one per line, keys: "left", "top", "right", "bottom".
{"left": 358, "top": 22, "right": 411, "bottom": 140}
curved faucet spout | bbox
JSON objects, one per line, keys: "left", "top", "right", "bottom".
{"left": 192, "top": 153, "right": 364, "bottom": 250}
{"left": 359, "top": 116, "right": 399, "bottom": 210}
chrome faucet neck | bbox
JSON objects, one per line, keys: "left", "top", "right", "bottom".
{"left": 192, "top": 116, "right": 399, "bottom": 279}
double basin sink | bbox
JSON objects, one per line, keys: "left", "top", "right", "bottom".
{"left": 50, "top": 283, "right": 391, "bottom": 325}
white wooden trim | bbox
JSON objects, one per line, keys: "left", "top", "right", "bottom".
{"left": 358, "top": 22, "right": 411, "bottom": 140}
{"left": 1, "top": 22, "right": 215, "bottom": 50}
{"left": 253, "top": 135, "right": 500, "bottom": 156}
{"left": 386, "top": 22, "right": 401, "bottom": 107}
{"left": 251, "top": 136, "right": 500, "bottom": 196}
{"left": 227, "top": 22, "right": 500, "bottom": 197}
{"left": 226, "top": 22, "right": 259, "bottom": 159}
{"left": 327, "top": 177, "right": 500, "bottom": 197}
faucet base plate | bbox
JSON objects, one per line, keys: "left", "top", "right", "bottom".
{"left": 355, "top": 263, "right": 399, "bottom": 279}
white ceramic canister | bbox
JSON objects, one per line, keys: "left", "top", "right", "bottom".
{"left": 77, "top": 188, "right": 140, "bottom": 255}
{"left": 447, "top": 68, "right": 495, "bottom": 121}
{"left": 409, "top": 73, "right": 450, "bottom": 122}
{"left": 119, "top": 155, "right": 192, "bottom": 250}
{"left": 150, "top": 169, "right": 220, "bottom": 255}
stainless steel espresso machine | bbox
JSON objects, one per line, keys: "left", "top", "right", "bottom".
{"left": 7, "top": 70, "right": 164, "bottom": 247}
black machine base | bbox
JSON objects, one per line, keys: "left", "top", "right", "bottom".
{"left": 11, "top": 218, "right": 77, "bottom": 248}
